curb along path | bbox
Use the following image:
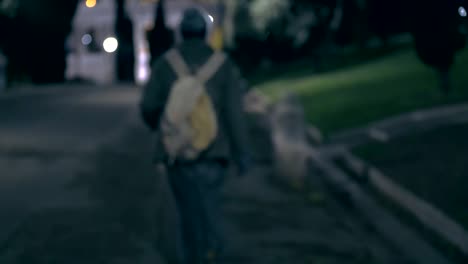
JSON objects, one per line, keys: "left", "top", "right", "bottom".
{"left": 319, "top": 102, "right": 468, "bottom": 262}
{"left": 327, "top": 103, "right": 468, "bottom": 148}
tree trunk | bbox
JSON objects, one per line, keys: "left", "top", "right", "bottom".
{"left": 115, "top": 0, "right": 135, "bottom": 82}
{"left": 147, "top": 0, "right": 174, "bottom": 65}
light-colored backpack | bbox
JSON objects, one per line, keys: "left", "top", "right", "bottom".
{"left": 161, "top": 49, "right": 226, "bottom": 163}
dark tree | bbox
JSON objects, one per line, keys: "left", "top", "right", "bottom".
{"left": 1, "top": 0, "right": 79, "bottom": 85}
{"left": 367, "top": 0, "right": 406, "bottom": 44}
{"left": 407, "top": 0, "right": 466, "bottom": 93}
{"left": 0, "top": 14, "right": 11, "bottom": 50}
{"left": 147, "top": 0, "right": 174, "bottom": 66}
{"left": 365, "top": 0, "right": 466, "bottom": 93}
{"left": 115, "top": 0, "right": 135, "bottom": 82}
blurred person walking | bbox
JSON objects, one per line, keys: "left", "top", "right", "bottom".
{"left": 140, "top": 7, "right": 251, "bottom": 264}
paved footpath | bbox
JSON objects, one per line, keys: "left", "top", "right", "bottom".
{"left": 221, "top": 165, "right": 412, "bottom": 263}
{"left": 1, "top": 117, "right": 413, "bottom": 264}
{"left": 0, "top": 86, "right": 415, "bottom": 263}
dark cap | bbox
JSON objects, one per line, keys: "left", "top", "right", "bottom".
{"left": 180, "top": 7, "right": 208, "bottom": 39}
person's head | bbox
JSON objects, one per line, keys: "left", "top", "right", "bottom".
{"left": 179, "top": 7, "right": 211, "bottom": 41}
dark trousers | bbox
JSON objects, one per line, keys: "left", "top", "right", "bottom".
{"left": 168, "top": 161, "right": 226, "bottom": 264}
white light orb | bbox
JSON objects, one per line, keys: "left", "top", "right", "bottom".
{"left": 459, "top": 6, "right": 467, "bottom": 17}
{"left": 103, "top": 37, "right": 119, "bottom": 53}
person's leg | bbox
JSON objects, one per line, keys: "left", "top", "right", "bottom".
{"left": 168, "top": 165, "right": 205, "bottom": 264}
{"left": 195, "top": 162, "right": 227, "bottom": 262}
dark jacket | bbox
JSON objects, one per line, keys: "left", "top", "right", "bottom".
{"left": 140, "top": 39, "right": 249, "bottom": 165}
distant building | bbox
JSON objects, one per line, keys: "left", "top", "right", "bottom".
{"left": 66, "top": 0, "right": 117, "bottom": 84}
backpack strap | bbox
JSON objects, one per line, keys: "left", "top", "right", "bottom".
{"left": 165, "top": 49, "right": 190, "bottom": 78}
{"left": 196, "top": 52, "right": 227, "bottom": 84}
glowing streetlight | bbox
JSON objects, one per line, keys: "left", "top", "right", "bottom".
{"left": 459, "top": 6, "right": 467, "bottom": 17}
{"left": 103, "top": 37, "right": 119, "bottom": 53}
{"left": 86, "top": 0, "right": 97, "bottom": 8}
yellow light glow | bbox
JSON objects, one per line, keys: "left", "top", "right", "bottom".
{"left": 86, "top": 0, "right": 96, "bottom": 8}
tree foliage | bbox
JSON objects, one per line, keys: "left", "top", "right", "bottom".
{"left": 0, "top": 0, "right": 19, "bottom": 17}
{"left": 1, "top": 0, "right": 79, "bottom": 85}
{"left": 249, "top": 0, "right": 290, "bottom": 36}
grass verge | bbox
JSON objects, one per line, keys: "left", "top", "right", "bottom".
{"left": 257, "top": 48, "right": 468, "bottom": 135}
{"left": 353, "top": 123, "right": 468, "bottom": 231}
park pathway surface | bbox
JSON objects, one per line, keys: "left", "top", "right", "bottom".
{"left": 0, "top": 84, "right": 139, "bottom": 249}
{"left": 0, "top": 85, "right": 417, "bottom": 263}
{"left": 220, "top": 164, "right": 412, "bottom": 264}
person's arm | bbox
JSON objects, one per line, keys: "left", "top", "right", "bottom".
{"left": 140, "top": 59, "right": 170, "bottom": 131}
{"left": 224, "top": 59, "right": 251, "bottom": 173}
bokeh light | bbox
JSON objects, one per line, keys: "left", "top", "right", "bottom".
{"left": 103, "top": 37, "right": 119, "bottom": 53}
{"left": 86, "top": 0, "right": 96, "bottom": 8}
{"left": 459, "top": 6, "right": 467, "bottom": 17}
{"left": 81, "top": 34, "right": 92, "bottom": 45}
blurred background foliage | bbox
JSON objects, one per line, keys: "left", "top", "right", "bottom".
{"left": 0, "top": 0, "right": 467, "bottom": 84}
{"left": 229, "top": 0, "right": 467, "bottom": 77}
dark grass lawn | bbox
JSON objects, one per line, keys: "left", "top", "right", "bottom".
{"left": 353, "top": 124, "right": 468, "bottom": 229}
{"left": 258, "top": 48, "right": 468, "bottom": 135}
